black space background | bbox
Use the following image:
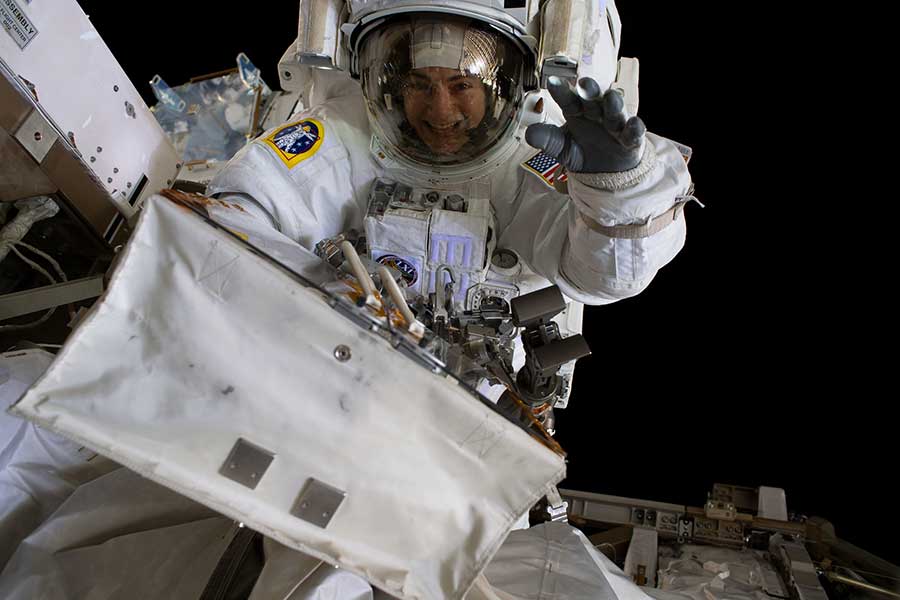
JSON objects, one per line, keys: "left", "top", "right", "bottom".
{"left": 72, "top": 2, "right": 895, "bottom": 565}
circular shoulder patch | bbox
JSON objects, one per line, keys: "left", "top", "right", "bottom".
{"left": 262, "top": 119, "right": 324, "bottom": 169}
{"left": 377, "top": 254, "right": 418, "bottom": 287}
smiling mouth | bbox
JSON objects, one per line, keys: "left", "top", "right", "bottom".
{"left": 425, "top": 121, "right": 464, "bottom": 133}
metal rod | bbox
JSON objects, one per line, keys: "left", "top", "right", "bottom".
{"left": 247, "top": 84, "right": 264, "bottom": 139}
{"left": 340, "top": 241, "right": 376, "bottom": 305}
{"left": 377, "top": 265, "right": 415, "bottom": 326}
{"left": 433, "top": 265, "right": 455, "bottom": 320}
{"left": 188, "top": 67, "right": 239, "bottom": 83}
{"left": 0, "top": 275, "right": 104, "bottom": 321}
{"left": 825, "top": 572, "right": 900, "bottom": 598}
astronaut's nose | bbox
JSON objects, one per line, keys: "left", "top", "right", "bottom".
{"left": 426, "top": 86, "right": 460, "bottom": 128}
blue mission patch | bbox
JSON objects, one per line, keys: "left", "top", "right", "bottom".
{"left": 262, "top": 119, "right": 324, "bottom": 168}
{"left": 273, "top": 121, "right": 320, "bottom": 154}
{"left": 377, "top": 255, "right": 418, "bottom": 287}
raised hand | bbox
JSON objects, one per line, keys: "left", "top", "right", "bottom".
{"left": 525, "top": 76, "right": 646, "bottom": 174}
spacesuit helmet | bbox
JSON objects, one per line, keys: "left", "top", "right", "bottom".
{"left": 358, "top": 15, "right": 528, "bottom": 167}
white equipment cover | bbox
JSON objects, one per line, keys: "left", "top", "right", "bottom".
{"left": 656, "top": 544, "right": 782, "bottom": 600}
{"left": 480, "top": 522, "right": 657, "bottom": 600}
{"left": 9, "top": 195, "right": 566, "bottom": 600}
{"left": 0, "top": 349, "right": 117, "bottom": 570}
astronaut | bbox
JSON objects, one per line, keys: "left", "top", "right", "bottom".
{"left": 203, "top": 0, "right": 693, "bottom": 415}
{"left": 0, "top": 0, "right": 694, "bottom": 597}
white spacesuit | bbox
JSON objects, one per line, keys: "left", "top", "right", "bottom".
{"left": 202, "top": 0, "right": 692, "bottom": 411}
{"left": 0, "top": 0, "right": 694, "bottom": 598}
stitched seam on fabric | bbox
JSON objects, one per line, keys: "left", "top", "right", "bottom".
{"left": 612, "top": 236, "right": 620, "bottom": 281}
{"left": 566, "top": 249, "right": 652, "bottom": 293}
{"left": 463, "top": 464, "right": 567, "bottom": 600}
{"left": 536, "top": 529, "right": 552, "bottom": 600}
{"left": 631, "top": 238, "right": 637, "bottom": 282}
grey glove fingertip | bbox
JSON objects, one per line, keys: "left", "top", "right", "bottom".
{"left": 602, "top": 89, "right": 625, "bottom": 118}
{"left": 576, "top": 77, "right": 602, "bottom": 100}
{"left": 547, "top": 75, "right": 565, "bottom": 87}
{"left": 596, "top": 90, "right": 624, "bottom": 134}
{"left": 546, "top": 76, "right": 583, "bottom": 117}
{"left": 525, "top": 123, "right": 567, "bottom": 158}
{"left": 620, "top": 116, "right": 646, "bottom": 149}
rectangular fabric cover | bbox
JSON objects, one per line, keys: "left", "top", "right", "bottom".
{"left": 10, "top": 196, "right": 566, "bottom": 600}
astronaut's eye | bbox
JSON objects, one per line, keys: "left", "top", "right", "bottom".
{"left": 451, "top": 81, "right": 473, "bottom": 92}
{"left": 405, "top": 76, "right": 431, "bottom": 93}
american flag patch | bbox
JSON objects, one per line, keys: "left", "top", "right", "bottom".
{"left": 521, "top": 152, "right": 568, "bottom": 187}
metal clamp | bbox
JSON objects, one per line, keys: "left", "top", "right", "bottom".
{"left": 546, "top": 486, "right": 569, "bottom": 523}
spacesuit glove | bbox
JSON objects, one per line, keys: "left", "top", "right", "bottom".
{"left": 525, "top": 76, "right": 646, "bottom": 174}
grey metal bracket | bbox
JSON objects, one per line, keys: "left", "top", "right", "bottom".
{"left": 291, "top": 477, "right": 346, "bottom": 528}
{"left": 219, "top": 438, "right": 275, "bottom": 490}
{"left": 13, "top": 108, "right": 58, "bottom": 163}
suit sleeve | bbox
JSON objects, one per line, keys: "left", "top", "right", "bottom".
{"left": 557, "top": 132, "right": 693, "bottom": 303}
{"left": 506, "top": 132, "right": 693, "bottom": 305}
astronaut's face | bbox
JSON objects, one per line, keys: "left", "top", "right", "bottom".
{"left": 360, "top": 17, "right": 524, "bottom": 166}
{"left": 402, "top": 67, "right": 487, "bottom": 155}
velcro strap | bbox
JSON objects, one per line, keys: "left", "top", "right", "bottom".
{"left": 580, "top": 199, "right": 690, "bottom": 240}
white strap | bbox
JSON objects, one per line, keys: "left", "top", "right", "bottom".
{"left": 546, "top": 486, "right": 568, "bottom": 523}
{"left": 580, "top": 195, "right": 697, "bottom": 240}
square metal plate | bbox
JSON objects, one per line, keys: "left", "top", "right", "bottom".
{"left": 14, "top": 109, "right": 58, "bottom": 163}
{"left": 219, "top": 438, "right": 274, "bottom": 489}
{"left": 291, "top": 478, "right": 346, "bottom": 528}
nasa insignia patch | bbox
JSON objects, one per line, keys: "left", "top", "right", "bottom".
{"left": 376, "top": 254, "right": 418, "bottom": 287}
{"left": 262, "top": 119, "right": 324, "bottom": 168}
